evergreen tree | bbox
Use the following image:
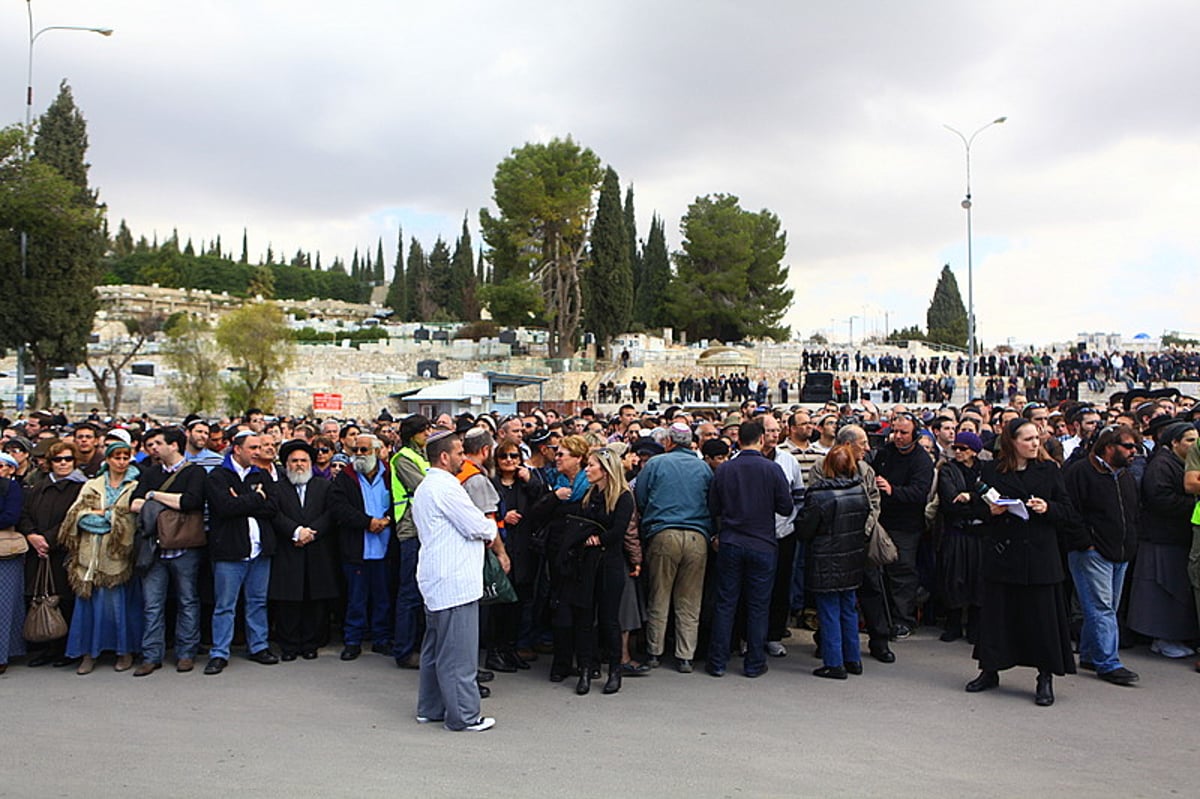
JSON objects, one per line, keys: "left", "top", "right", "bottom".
{"left": 265, "top": 243, "right": 274, "bottom": 265}
{"left": 668, "top": 194, "right": 792, "bottom": 342}
{"left": 314, "top": 251, "right": 322, "bottom": 271}
{"left": 113, "top": 219, "right": 134, "bottom": 257}
{"left": 584, "top": 167, "right": 633, "bottom": 354}
{"left": 925, "top": 263, "right": 968, "bottom": 348}
{"left": 385, "top": 230, "right": 407, "bottom": 319}
{"left": 450, "top": 216, "right": 479, "bottom": 320}
{"left": 477, "top": 251, "right": 486, "bottom": 285}
{"left": 406, "top": 238, "right": 429, "bottom": 321}
{"left": 351, "top": 248, "right": 360, "bottom": 280}
{"left": 624, "top": 185, "right": 640, "bottom": 304}
{"left": 427, "top": 237, "right": 452, "bottom": 319}
{"left": 214, "top": 234, "right": 222, "bottom": 259}
{"left": 240, "top": 229, "right": 248, "bottom": 263}
{"left": 23, "top": 82, "right": 105, "bottom": 407}
{"left": 329, "top": 257, "right": 346, "bottom": 274}
{"left": 634, "top": 214, "right": 670, "bottom": 328}
{"left": 375, "top": 238, "right": 386, "bottom": 284}
{"left": 183, "top": 237, "right": 195, "bottom": 256}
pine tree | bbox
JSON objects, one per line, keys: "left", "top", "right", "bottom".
{"left": 634, "top": 214, "right": 670, "bottom": 329}
{"left": 23, "top": 81, "right": 105, "bottom": 407}
{"left": 584, "top": 167, "right": 633, "bottom": 354}
{"left": 926, "top": 263, "right": 968, "bottom": 348}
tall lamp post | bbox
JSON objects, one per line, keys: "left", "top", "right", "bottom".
{"left": 16, "top": 1, "right": 112, "bottom": 411}
{"left": 944, "top": 116, "right": 1005, "bottom": 402}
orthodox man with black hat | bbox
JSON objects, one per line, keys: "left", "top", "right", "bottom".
{"left": 267, "top": 440, "right": 338, "bottom": 661}
{"left": 413, "top": 431, "right": 498, "bottom": 732}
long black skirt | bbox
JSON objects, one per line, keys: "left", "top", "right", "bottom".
{"left": 973, "top": 579, "right": 1077, "bottom": 676}
{"left": 939, "top": 529, "right": 986, "bottom": 609}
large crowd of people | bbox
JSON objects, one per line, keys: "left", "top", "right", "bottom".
{"left": 2, "top": 381, "right": 1199, "bottom": 730}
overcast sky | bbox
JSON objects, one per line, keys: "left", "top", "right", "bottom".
{"left": 4, "top": 1, "right": 1198, "bottom": 348}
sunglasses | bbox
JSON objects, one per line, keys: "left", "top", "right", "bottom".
{"left": 349, "top": 447, "right": 374, "bottom": 454}
{"left": 1116, "top": 441, "right": 1138, "bottom": 451}
{"left": 50, "top": 455, "right": 75, "bottom": 463}
{"left": 316, "top": 447, "right": 332, "bottom": 453}
{"left": 497, "top": 452, "right": 521, "bottom": 460}
{"left": 951, "top": 445, "right": 971, "bottom": 452}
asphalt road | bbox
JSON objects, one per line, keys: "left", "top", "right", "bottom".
{"left": 2, "top": 627, "right": 1196, "bottom": 798}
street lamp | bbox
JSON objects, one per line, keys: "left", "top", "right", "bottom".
{"left": 944, "top": 115, "right": 1006, "bottom": 402}
{"left": 16, "top": 0, "right": 111, "bottom": 411}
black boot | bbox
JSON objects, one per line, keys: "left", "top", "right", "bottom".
{"left": 603, "top": 667, "right": 622, "bottom": 695}
{"left": 940, "top": 608, "right": 963, "bottom": 642}
{"left": 965, "top": 670, "right": 999, "bottom": 693}
{"left": 1035, "top": 671, "right": 1054, "bottom": 706}
{"left": 576, "top": 671, "right": 591, "bottom": 695}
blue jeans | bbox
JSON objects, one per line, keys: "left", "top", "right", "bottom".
{"left": 211, "top": 556, "right": 271, "bottom": 660}
{"left": 343, "top": 560, "right": 394, "bottom": 646}
{"left": 790, "top": 540, "right": 807, "bottom": 611}
{"left": 814, "top": 590, "right": 861, "bottom": 668}
{"left": 141, "top": 549, "right": 202, "bottom": 663}
{"left": 392, "top": 538, "right": 423, "bottom": 659}
{"left": 707, "top": 542, "right": 776, "bottom": 675}
{"left": 1068, "top": 549, "right": 1128, "bottom": 673}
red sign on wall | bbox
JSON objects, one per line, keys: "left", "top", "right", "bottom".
{"left": 312, "top": 392, "right": 343, "bottom": 413}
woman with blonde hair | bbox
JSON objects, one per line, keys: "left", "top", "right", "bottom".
{"left": 564, "top": 447, "right": 634, "bottom": 695}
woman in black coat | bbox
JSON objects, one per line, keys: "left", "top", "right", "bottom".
{"left": 797, "top": 443, "right": 870, "bottom": 679}
{"left": 967, "top": 420, "right": 1078, "bottom": 707}
{"left": 489, "top": 439, "right": 547, "bottom": 670}
{"left": 1128, "top": 421, "right": 1199, "bottom": 657}
{"left": 565, "top": 447, "right": 634, "bottom": 696}
{"left": 936, "top": 431, "right": 989, "bottom": 643}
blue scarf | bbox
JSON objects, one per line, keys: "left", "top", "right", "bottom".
{"left": 553, "top": 468, "right": 590, "bottom": 502}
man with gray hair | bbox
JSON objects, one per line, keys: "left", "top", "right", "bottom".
{"left": 330, "top": 433, "right": 395, "bottom": 661}
{"left": 815, "top": 424, "right": 894, "bottom": 663}
{"left": 635, "top": 422, "right": 714, "bottom": 673}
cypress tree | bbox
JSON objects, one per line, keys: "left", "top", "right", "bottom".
{"left": 624, "top": 185, "right": 641, "bottom": 309}
{"left": 386, "top": 233, "right": 407, "bottom": 319}
{"left": 450, "top": 216, "right": 479, "bottom": 320}
{"left": 240, "top": 229, "right": 249, "bottom": 263}
{"left": 926, "top": 263, "right": 968, "bottom": 348}
{"left": 375, "top": 238, "right": 386, "bottom": 284}
{"left": 405, "top": 238, "right": 428, "bottom": 321}
{"left": 584, "top": 167, "right": 633, "bottom": 354}
{"left": 634, "top": 213, "right": 670, "bottom": 329}
{"left": 427, "top": 237, "right": 452, "bottom": 318}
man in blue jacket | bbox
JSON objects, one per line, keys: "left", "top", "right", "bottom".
{"left": 705, "top": 420, "right": 793, "bottom": 678}
{"left": 636, "top": 422, "right": 713, "bottom": 673}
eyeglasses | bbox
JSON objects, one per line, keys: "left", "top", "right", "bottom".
{"left": 50, "top": 456, "right": 75, "bottom": 463}
{"left": 349, "top": 447, "right": 374, "bottom": 454}
{"left": 951, "top": 445, "right": 971, "bottom": 452}
{"left": 316, "top": 447, "right": 332, "bottom": 453}
{"left": 496, "top": 452, "right": 521, "bottom": 460}
{"left": 1116, "top": 441, "right": 1138, "bottom": 451}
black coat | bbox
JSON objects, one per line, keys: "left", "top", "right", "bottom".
{"left": 206, "top": 461, "right": 277, "bottom": 561}
{"left": 979, "top": 460, "right": 1077, "bottom": 585}
{"left": 329, "top": 464, "right": 394, "bottom": 565}
{"left": 18, "top": 474, "right": 86, "bottom": 592}
{"left": 558, "top": 489, "right": 634, "bottom": 609}
{"left": 937, "top": 459, "right": 988, "bottom": 533}
{"left": 1138, "top": 447, "right": 1193, "bottom": 547}
{"left": 492, "top": 469, "right": 548, "bottom": 587}
{"left": 1063, "top": 456, "right": 1139, "bottom": 562}
{"left": 872, "top": 442, "right": 935, "bottom": 533}
{"left": 268, "top": 476, "right": 339, "bottom": 601}
{"left": 797, "top": 475, "right": 869, "bottom": 592}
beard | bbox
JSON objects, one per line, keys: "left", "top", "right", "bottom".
{"left": 286, "top": 466, "right": 313, "bottom": 486}
{"left": 353, "top": 454, "right": 377, "bottom": 474}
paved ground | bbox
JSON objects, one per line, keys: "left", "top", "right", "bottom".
{"left": 2, "top": 627, "right": 1196, "bottom": 798}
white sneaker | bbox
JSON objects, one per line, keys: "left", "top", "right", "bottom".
{"left": 415, "top": 715, "right": 443, "bottom": 724}
{"left": 462, "top": 717, "right": 496, "bottom": 732}
{"left": 766, "top": 641, "right": 788, "bottom": 658}
{"left": 1150, "top": 639, "right": 1195, "bottom": 659}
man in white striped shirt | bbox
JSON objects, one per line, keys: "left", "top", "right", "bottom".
{"left": 412, "top": 431, "right": 498, "bottom": 732}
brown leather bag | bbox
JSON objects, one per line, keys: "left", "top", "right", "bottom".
{"left": 24, "top": 558, "right": 68, "bottom": 642}
{"left": 156, "top": 508, "right": 206, "bottom": 549}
